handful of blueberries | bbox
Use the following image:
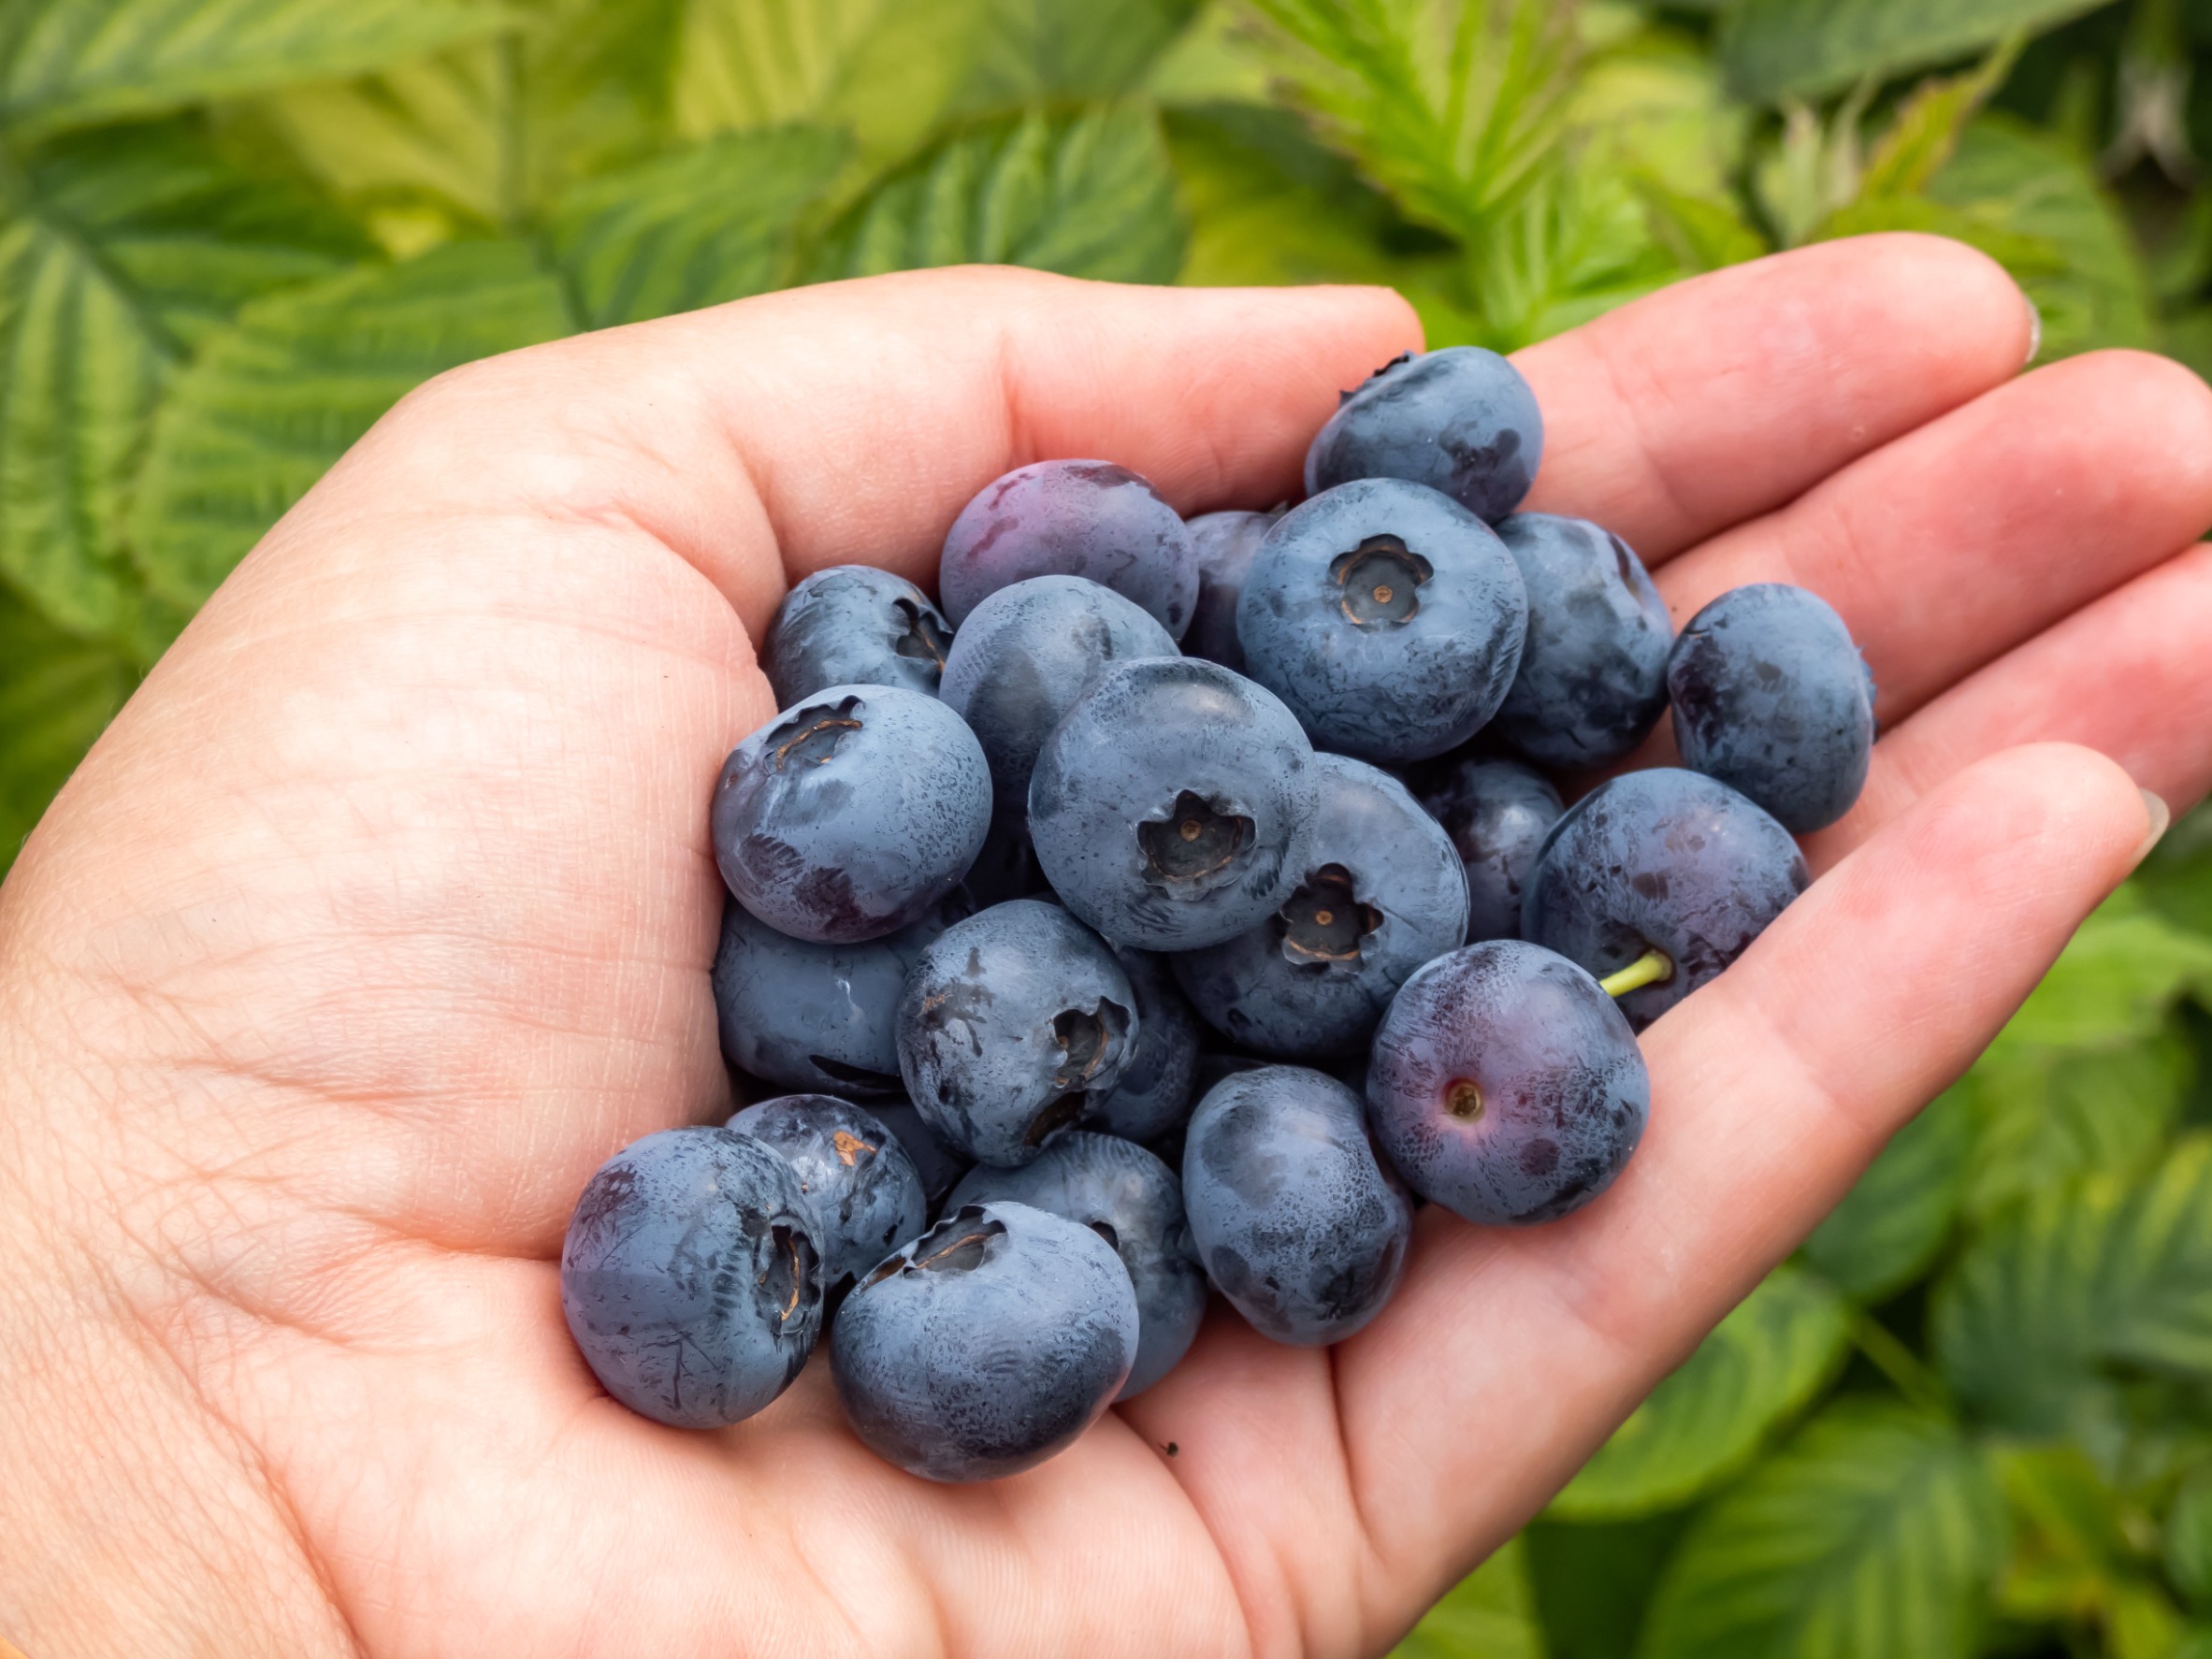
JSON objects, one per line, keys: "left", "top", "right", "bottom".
{"left": 559, "top": 348, "right": 1874, "bottom": 1482}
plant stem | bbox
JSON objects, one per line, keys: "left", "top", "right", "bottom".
{"left": 1849, "top": 1308, "right": 1953, "bottom": 1417}
{"left": 1599, "top": 949, "right": 1672, "bottom": 999}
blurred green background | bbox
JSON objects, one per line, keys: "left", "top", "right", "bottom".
{"left": 8, "top": 0, "right": 2212, "bottom": 1652}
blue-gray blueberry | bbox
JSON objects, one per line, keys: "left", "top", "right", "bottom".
{"left": 727, "top": 1095, "right": 928, "bottom": 1295}
{"left": 760, "top": 565, "right": 952, "bottom": 706}
{"left": 1305, "top": 347, "right": 1544, "bottom": 524}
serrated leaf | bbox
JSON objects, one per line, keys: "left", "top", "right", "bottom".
{"left": 1394, "top": 1534, "right": 1547, "bottom": 1659}
{"left": 1855, "top": 42, "right": 2018, "bottom": 200}
{"left": 1933, "top": 1134, "right": 2212, "bottom": 1440}
{"left": 1927, "top": 116, "right": 2154, "bottom": 359}
{"left": 1164, "top": 101, "right": 1403, "bottom": 286}
{"left": 810, "top": 104, "right": 1184, "bottom": 284}
{"left": 0, "top": 583, "right": 134, "bottom": 872}
{"left": 1248, "top": 0, "right": 1584, "bottom": 246}
{"left": 1637, "top": 1403, "right": 2005, "bottom": 1659}
{"left": 246, "top": 1, "right": 688, "bottom": 238}
{"left": 0, "top": 122, "right": 371, "bottom": 643}
{"left": 1718, "top": 0, "right": 2108, "bottom": 105}
{"left": 954, "top": 0, "right": 1201, "bottom": 107}
{"left": 1805, "top": 1088, "right": 1974, "bottom": 1301}
{"left": 673, "top": 0, "right": 989, "bottom": 164}
{"left": 547, "top": 126, "right": 846, "bottom": 328}
{"left": 129, "top": 239, "right": 572, "bottom": 611}
{"left": 0, "top": 0, "right": 505, "bottom": 137}
{"left": 1551, "top": 1267, "right": 1848, "bottom": 1521}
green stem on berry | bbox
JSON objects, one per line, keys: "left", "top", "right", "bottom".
{"left": 1599, "top": 949, "right": 1673, "bottom": 1000}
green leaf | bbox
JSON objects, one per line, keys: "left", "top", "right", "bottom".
{"left": 1857, "top": 40, "right": 2021, "bottom": 200}
{"left": 1525, "top": 1512, "right": 1689, "bottom": 1659}
{"left": 244, "top": 2, "right": 689, "bottom": 239}
{"left": 0, "top": 121, "right": 371, "bottom": 643}
{"left": 546, "top": 125, "right": 846, "bottom": 328}
{"left": 1247, "top": 0, "right": 1584, "bottom": 247}
{"left": 0, "top": 0, "right": 505, "bottom": 137}
{"left": 1717, "top": 0, "right": 2109, "bottom": 105}
{"left": 1551, "top": 1267, "right": 1849, "bottom": 1521}
{"left": 809, "top": 103, "right": 1184, "bottom": 284}
{"left": 1636, "top": 1402, "right": 2006, "bottom": 1659}
{"left": 0, "top": 582, "right": 135, "bottom": 872}
{"left": 672, "top": 0, "right": 975, "bottom": 164}
{"left": 2170, "top": 1471, "right": 2212, "bottom": 1610}
{"left": 1933, "top": 1134, "right": 2212, "bottom": 1440}
{"left": 1394, "top": 1534, "right": 1547, "bottom": 1659}
{"left": 1927, "top": 115, "right": 2155, "bottom": 360}
{"left": 128, "top": 238, "right": 572, "bottom": 612}
{"left": 1805, "top": 1088, "right": 1974, "bottom": 1301}
{"left": 952, "top": 0, "right": 1201, "bottom": 108}
{"left": 1164, "top": 100, "right": 1404, "bottom": 286}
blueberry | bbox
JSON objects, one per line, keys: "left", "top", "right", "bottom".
{"left": 948, "top": 1132, "right": 1205, "bottom": 1398}
{"left": 1028, "top": 656, "right": 1320, "bottom": 950}
{"left": 867, "top": 1100, "right": 975, "bottom": 1214}
{"left": 560, "top": 1127, "right": 824, "bottom": 1429}
{"left": 1183, "top": 508, "right": 1279, "bottom": 672}
{"left": 711, "top": 896, "right": 962, "bottom": 1096}
{"left": 1412, "top": 756, "right": 1563, "bottom": 943}
{"left": 1490, "top": 513, "right": 1671, "bottom": 768}
{"left": 1090, "top": 945, "right": 1203, "bottom": 1143}
{"left": 830, "top": 1200, "right": 1138, "bottom": 1481}
{"left": 1305, "top": 347, "right": 1544, "bottom": 524}
{"left": 1368, "top": 941, "right": 1649, "bottom": 1225}
{"left": 1173, "top": 753, "right": 1468, "bottom": 1058}
{"left": 1181, "top": 1065, "right": 1412, "bottom": 1346}
{"left": 895, "top": 900, "right": 1138, "bottom": 1167}
{"left": 1668, "top": 584, "right": 1874, "bottom": 833}
{"left": 939, "top": 460, "right": 1199, "bottom": 637}
{"left": 712, "top": 684, "right": 991, "bottom": 944}
{"left": 760, "top": 565, "right": 953, "bottom": 706}
{"left": 727, "top": 1096, "right": 929, "bottom": 1295}
{"left": 939, "top": 575, "right": 1178, "bottom": 830}
{"left": 1521, "top": 768, "right": 1809, "bottom": 1030}
{"left": 1236, "top": 478, "right": 1528, "bottom": 762}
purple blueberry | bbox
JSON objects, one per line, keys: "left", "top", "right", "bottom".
{"left": 895, "top": 900, "right": 1138, "bottom": 1167}
{"left": 1181, "top": 1065, "right": 1412, "bottom": 1346}
{"left": 1304, "top": 347, "right": 1544, "bottom": 524}
{"left": 1183, "top": 508, "right": 1279, "bottom": 671}
{"left": 711, "top": 683, "right": 991, "bottom": 944}
{"left": 759, "top": 565, "right": 953, "bottom": 706}
{"left": 1173, "top": 753, "right": 1468, "bottom": 1058}
{"left": 1090, "top": 945, "right": 1203, "bottom": 1142}
{"left": 1521, "top": 768, "right": 1809, "bottom": 1030}
{"left": 1668, "top": 584, "right": 1874, "bottom": 832}
{"left": 948, "top": 1132, "right": 1205, "bottom": 1397}
{"left": 1368, "top": 941, "right": 1649, "bottom": 1225}
{"left": 1236, "top": 478, "right": 1529, "bottom": 762}
{"left": 939, "top": 575, "right": 1178, "bottom": 829}
{"left": 711, "top": 896, "right": 962, "bottom": 1096}
{"left": 727, "top": 1096, "right": 929, "bottom": 1295}
{"left": 830, "top": 1200, "right": 1138, "bottom": 1481}
{"left": 1028, "top": 656, "right": 1320, "bottom": 950}
{"left": 560, "top": 1126, "right": 824, "bottom": 1429}
{"left": 1491, "top": 513, "right": 1671, "bottom": 768}
{"left": 1412, "top": 756, "right": 1563, "bottom": 943}
{"left": 939, "top": 459, "right": 1199, "bottom": 637}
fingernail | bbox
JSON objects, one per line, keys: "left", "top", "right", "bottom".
{"left": 2023, "top": 295, "right": 2043, "bottom": 367}
{"left": 2136, "top": 787, "right": 2171, "bottom": 865}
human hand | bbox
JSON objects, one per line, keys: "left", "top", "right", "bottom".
{"left": 2, "top": 236, "right": 2205, "bottom": 1658}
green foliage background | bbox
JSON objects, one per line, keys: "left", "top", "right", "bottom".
{"left": 7, "top": 0, "right": 2212, "bottom": 1652}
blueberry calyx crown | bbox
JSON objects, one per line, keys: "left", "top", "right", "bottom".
{"left": 1138, "top": 790, "right": 1252, "bottom": 885}
{"left": 771, "top": 695, "right": 864, "bottom": 771}
{"left": 1331, "top": 536, "right": 1430, "bottom": 628}
{"left": 1279, "top": 864, "right": 1381, "bottom": 967}
{"left": 891, "top": 599, "right": 951, "bottom": 674}
{"left": 763, "top": 1223, "right": 819, "bottom": 1321}
{"left": 864, "top": 1206, "right": 1005, "bottom": 1287}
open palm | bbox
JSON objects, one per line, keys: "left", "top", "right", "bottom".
{"left": 4, "top": 237, "right": 2208, "bottom": 1659}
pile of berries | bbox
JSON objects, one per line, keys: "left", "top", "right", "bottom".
{"left": 559, "top": 348, "right": 1874, "bottom": 1481}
